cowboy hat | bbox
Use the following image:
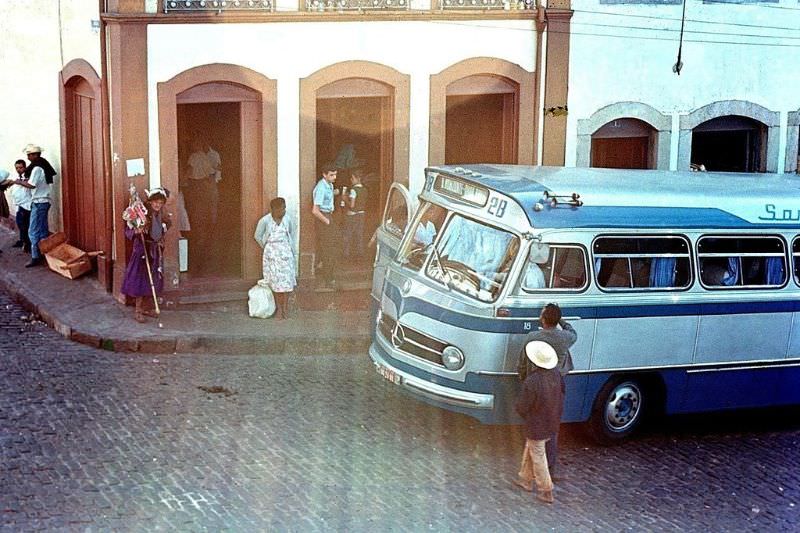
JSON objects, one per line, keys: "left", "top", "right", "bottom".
{"left": 23, "top": 144, "right": 43, "bottom": 154}
{"left": 525, "top": 340, "right": 558, "bottom": 370}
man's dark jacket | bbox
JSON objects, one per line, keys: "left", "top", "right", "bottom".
{"left": 515, "top": 366, "right": 564, "bottom": 441}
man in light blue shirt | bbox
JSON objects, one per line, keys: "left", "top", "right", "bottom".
{"left": 312, "top": 166, "right": 338, "bottom": 289}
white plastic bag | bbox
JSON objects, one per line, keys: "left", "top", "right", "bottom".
{"left": 248, "top": 280, "right": 276, "bottom": 318}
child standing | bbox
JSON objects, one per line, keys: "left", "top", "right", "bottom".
{"left": 121, "top": 188, "right": 171, "bottom": 323}
{"left": 255, "top": 197, "right": 296, "bottom": 319}
{"left": 343, "top": 170, "right": 368, "bottom": 261}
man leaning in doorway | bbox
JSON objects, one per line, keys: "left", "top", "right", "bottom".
{"left": 12, "top": 144, "right": 56, "bottom": 268}
{"left": 312, "top": 165, "right": 339, "bottom": 291}
{"left": 187, "top": 139, "right": 222, "bottom": 227}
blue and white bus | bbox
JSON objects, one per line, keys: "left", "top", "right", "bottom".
{"left": 369, "top": 165, "right": 800, "bottom": 442}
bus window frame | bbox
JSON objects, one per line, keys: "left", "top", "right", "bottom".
{"left": 794, "top": 236, "right": 800, "bottom": 286}
{"left": 696, "top": 234, "right": 789, "bottom": 291}
{"left": 592, "top": 234, "right": 694, "bottom": 293}
{"left": 519, "top": 244, "right": 590, "bottom": 294}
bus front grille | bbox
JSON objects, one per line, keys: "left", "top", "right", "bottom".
{"left": 378, "top": 314, "right": 446, "bottom": 367}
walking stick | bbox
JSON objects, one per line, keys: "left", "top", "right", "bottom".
{"left": 139, "top": 233, "right": 160, "bottom": 316}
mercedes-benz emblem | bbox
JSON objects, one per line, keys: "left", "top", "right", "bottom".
{"left": 391, "top": 324, "right": 406, "bottom": 349}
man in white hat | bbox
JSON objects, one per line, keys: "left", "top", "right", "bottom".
{"left": 13, "top": 145, "right": 56, "bottom": 267}
{"left": 516, "top": 303, "right": 576, "bottom": 481}
{"left": 512, "top": 340, "right": 564, "bottom": 504}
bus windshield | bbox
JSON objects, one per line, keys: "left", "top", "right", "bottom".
{"left": 398, "top": 202, "right": 519, "bottom": 302}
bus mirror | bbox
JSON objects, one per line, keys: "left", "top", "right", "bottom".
{"left": 529, "top": 242, "right": 550, "bottom": 264}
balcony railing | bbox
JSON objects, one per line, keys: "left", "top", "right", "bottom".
{"left": 438, "top": 0, "right": 535, "bottom": 9}
{"left": 304, "top": 0, "right": 409, "bottom": 11}
{"left": 163, "top": 0, "right": 274, "bottom": 12}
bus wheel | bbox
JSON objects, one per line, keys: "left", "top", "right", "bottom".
{"left": 589, "top": 378, "right": 644, "bottom": 444}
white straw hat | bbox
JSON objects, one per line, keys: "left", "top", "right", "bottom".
{"left": 23, "top": 144, "right": 43, "bottom": 154}
{"left": 525, "top": 341, "right": 558, "bottom": 370}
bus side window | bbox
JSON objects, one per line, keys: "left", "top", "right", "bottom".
{"left": 793, "top": 237, "right": 800, "bottom": 285}
{"left": 697, "top": 236, "right": 786, "bottom": 289}
{"left": 521, "top": 246, "right": 587, "bottom": 291}
{"left": 594, "top": 236, "right": 692, "bottom": 291}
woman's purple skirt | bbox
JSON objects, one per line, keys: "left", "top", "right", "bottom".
{"left": 121, "top": 236, "right": 164, "bottom": 298}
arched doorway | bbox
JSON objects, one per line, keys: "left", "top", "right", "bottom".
{"left": 299, "top": 61, "right": 410, "bottom": 280}
{"left": 678, "top": 100, "right": 779, "bottom": 173}
{"left": 157, "top": 64, "right": 277, "bottom": 290}
{"left": 691, "top": 116, "right": 767, "bottom": 172}
{"left": 429, "top": 57, "right": 536, "bottom": 166}
{"left": 316, "top": 78, "right": 394, "bottom": 272}
{"left": 444, "top": 74, "right": 518, "bottom": 165}
{"left": 59, "top": 59, "right": 109, "bottom": 288}
{"left": 591, "top": 118, "right": 657, "bottom": 169}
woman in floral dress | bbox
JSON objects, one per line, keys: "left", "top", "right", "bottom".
{"left": 256, "top": 197, "right": 296, "bottom": 319}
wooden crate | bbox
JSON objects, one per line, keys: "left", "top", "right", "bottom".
{"left": 38, "top": 232, "right": 96, "bottom": 280}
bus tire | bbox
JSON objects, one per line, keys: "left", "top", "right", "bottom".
{"left": 588, "top": 377, "right": 646, "bottom": 445}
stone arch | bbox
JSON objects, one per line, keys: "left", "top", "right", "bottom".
{"left": 678, "top": 100, "right": 780, "bottom": 172}
{"left": 157, "top": 63, "right": 277, "bottom": 284}
{"left": 298, "top": 60, "right": 410, "bottom": 276}
{"left": 429, "top": 57, "right": 536, "bottom": 165}
{"left": 576, "top": 102, "right": 671, "bottom": 169}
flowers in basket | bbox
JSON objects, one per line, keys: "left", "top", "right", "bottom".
{"left": 122, "top": 185, "right": 148, "bottom": 230}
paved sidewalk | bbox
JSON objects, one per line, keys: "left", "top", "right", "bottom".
{"left": 0, "top": 227, "right": 372, "bottom": 355}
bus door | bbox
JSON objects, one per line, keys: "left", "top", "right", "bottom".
{"left": 372, "top": 183, "right": 415, "bottom": 308}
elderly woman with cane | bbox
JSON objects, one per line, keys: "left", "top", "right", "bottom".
{"left": 121, "top": 187, "right": 171, "bottom": 323}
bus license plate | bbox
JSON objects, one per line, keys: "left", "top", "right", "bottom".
{"left": 377, "top": 364, "right": 402, "bottom": 385}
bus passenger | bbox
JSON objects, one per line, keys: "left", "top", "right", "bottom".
{"left": 516, "top": 303, "right": 577, "bottom": 481}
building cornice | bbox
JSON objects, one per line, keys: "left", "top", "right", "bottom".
{"left": 102, "top": 10, "right": 539, "bottom": 24}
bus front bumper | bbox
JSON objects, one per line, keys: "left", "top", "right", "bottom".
{"left": 369, "top": 342, "right": 495, "bottom": 410}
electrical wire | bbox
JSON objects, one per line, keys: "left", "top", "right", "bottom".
{"left": 429, "top": 20, "right": 800, "bottom": 48}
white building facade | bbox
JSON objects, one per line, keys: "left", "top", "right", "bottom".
{"left": 566, "top": 0, "right": 800, "bottom": 175}
{"left": 0, "top": 0, "right": 574, "bottom": 300}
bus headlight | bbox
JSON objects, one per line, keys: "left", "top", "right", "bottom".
{"left": 442, "top": 346, "right": 465, "bottom": 370}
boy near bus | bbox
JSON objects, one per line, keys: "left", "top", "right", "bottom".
{"left": 513, "top": 341, "right": 564, "bottom": 504}
{"left": 517, "top": 303, "right": 577, "bottom": 480}
{"left": 343, "top": 170, "right": 368, "bottom": 260}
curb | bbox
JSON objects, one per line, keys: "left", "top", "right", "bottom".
{"left": 0, "top": 272, "right": 372, "bottom": 355}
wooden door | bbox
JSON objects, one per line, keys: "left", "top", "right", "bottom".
{"left": 591, "top": 137, "right": 649, "bottom": 169}
{"left": 64, "top": 78, "right": 105, "bottom": 254}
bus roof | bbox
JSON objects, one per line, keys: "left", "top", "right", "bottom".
{"left": 427, "top": 165, "right": 800, "bottom": 230}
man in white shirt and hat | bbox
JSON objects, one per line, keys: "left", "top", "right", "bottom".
{"left": 12, "top": 144, "right": 55, "bottom": 267}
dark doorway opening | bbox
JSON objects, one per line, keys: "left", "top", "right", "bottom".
{"left": 316, "top": 94, "right": 393, "bottom": 275}
{"left": 591, "top": 118, "right": 655, "bottom": 169}
{"left": 691, "top": 115, "right": 767, "bottom": 172}
{"left": 445, "top": 93, "right": 516, "bottom": 165}
{"left": 177, "top": 102, "right": 242, "bottom": 279}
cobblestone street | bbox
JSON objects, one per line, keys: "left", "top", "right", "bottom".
{"left": 1, "top": 290, "right": 799, "bottom": 532}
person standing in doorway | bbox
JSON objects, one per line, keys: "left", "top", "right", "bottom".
{"left": 186, "top": 139, "right": 221, "bottom": 271}
{"left": 516, "top": 303, "right": 576, "bottom": 482}
{"left": 311, "top": 165, "right": 338, "bottom": 291}
{"left": 13, "top": 145, "right": 56, "bottom": 267}
{"left": 513, "top": 340, "right": 564, "bottom": 504}
{"left": 10, "top": 160, "right": 32, "bottom": 253}
{"left": 255, "top": 197, "right": 296, "bottom": 319}
{"left": 343, "top": 170, "right": 368, "bottom": 262}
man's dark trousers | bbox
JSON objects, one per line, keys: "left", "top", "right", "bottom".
{"left": 315, "top": 217, "right": 339, "bottom": 284}
{"left": 16, "top": 207, "right": 31, "bottom": 249}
